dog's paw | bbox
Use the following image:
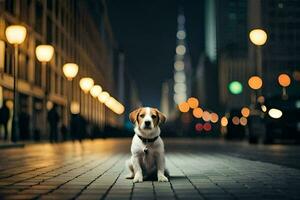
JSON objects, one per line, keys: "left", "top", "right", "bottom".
{"left": 125, "top": 173, "right": 134, "bottom": 179}
{"left": 158, "top": 174, "right": 169, "bottom": 182}
{"left": 133, "top": 173, "right": 143, "bottom": 183}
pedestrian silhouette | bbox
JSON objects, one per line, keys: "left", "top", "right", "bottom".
{"left": 47, "top": 105, "right": 60, "bottom": 142}
{"left": 0, "top": 100, "right": 10, "bottom": 140}
{"left": 19, "top": 108, "right": 30, "bottom": 140}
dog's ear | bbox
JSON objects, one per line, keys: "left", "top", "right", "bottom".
{"left": 129, "top": 108, "right": 141, "bottom": 124}
{"left": 154, "top": 108, "right": 166, "bottom": 124}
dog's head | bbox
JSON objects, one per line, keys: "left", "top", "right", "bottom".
{"left": 129, "top": 107, "right": 166, "bottom": 131}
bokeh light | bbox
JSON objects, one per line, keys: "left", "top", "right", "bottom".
{"left": 248, "top": 76, "right": 263, "bottom": 90}
{"left": 195, "top": 123, "right": 203, "bottom": 132}
{"left": 241, "top": 107, "right": 250, "bottom": 118}
{"left": 174, "top": 61, "right": 184, "bottom": 71}
{"left": 232, "top": 116, "right": 240, "bottom": 125}
{"left": 257, "top": 95, "right": 265, "bottom": 104}
{"left": 268, "top": 108, "right": 283, "bottom": 119}
{"left": 178, "top": 102, "right": 189, "bottom": 113}
{"left": 176, "top": 45, "right": 186, "bottom": 55}
{"left": 203, "top": 123, "right": 212, "bottom": 131}
{"left": 240, "top": 117, "right": 247, "bottom": 126}
{"left": 278, "top": 73, "right": 291, "bottom": 87}
{"left": 187, "top": 97, "right": 199, "bottom": 109}
{"left": 202, "top": 111, "right": 211, "bottom": 122}
{"left": 261, "top": 105, "right": 267, "bottom": 112}
{"left": 249, "top": 29, "right": 267, "bottom": 46}
{"left": 221, "top": 117, "right": 228, "bottom": 127}
{"left": 210, "top": 113, "right": 219, "bottom": 123}
{"left": 193, "top": 107, "right": 203, "bottom": 118}
{"left": 228, "top": 81, "right": 243, "bottom": 94}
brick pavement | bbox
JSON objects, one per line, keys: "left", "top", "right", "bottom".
{"left": 0, "top": 139, "right": 300, "bottom": 200}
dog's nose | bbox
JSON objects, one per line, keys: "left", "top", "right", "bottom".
{"left": 145, "top": 121, "right": 151, "bottom": 127}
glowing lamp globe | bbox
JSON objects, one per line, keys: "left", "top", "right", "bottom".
{"left": 278, "top": 73, "right": 291, "bottom": 87}
{"left": 70, "top": 101, "right": 80, "bottom": 114}
{"left": 63, "top": 63, "right": 79, "bottom": 80}
{"left": 5, "top": 25, "right": 27, "bottom": 44}
{"left": 79, "top": 77, "right": 94, "bottom": 93}
{"left": 228, "top": 81, "right": 243, "bottom": 94}
{"left": 248, "top": 76, "right": 263, "bottom": 90}
{"left": 90, "top": 85, "right": 102, "bottom": 98}
{"left": 249, "top": 29, "right": 267, "bottom": 46}
{"left": 35, "top": 45, "right": 54, "bottom": 62}
{"left": 98, "top": 91, "right": 110, "bottom": 103}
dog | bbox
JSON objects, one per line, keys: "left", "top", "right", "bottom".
{"left": 126, "top": 107, "right": 169, "bottom": 183}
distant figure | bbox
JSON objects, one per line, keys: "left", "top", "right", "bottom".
{"left": 47, "top": 105, "right": 60, "bottom": 142}
{"left": 19, "top": 108, "right": 30, "bottom": 140}
{"left": 0, "top": 100, "right": 10, "bottom": 140}
{"left": 60, "top": 124, "right": 68, "bottom": 141}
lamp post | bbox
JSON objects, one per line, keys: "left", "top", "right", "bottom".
{"left": 79, "top": 77, "right": 94, "bottom": 120}
{"left": 5, "top": 25, "right": 27, "bottom": 142}
{"left": 249, "top": 29, "right": 267, "bottom": 77}
{"left": 62, "top": 63, "right": 79, "bottom": 127}
{"left": 248, "top": 76, "right": 263, "bottom": 108}
{"left": 35, "top": 45, "right": 54, "bottom": 139}
{"left": 278, "top": 73, "right": 291, "bottom": 99}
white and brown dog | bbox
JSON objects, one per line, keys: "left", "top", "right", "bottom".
{"left": 126, "top": 107, "right": 169, "bottom": 183}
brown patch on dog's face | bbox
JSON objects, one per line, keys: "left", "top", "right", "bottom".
{"left": 129, "top": 108, "right": 141, "bottom": 124}
{"left": 153, "top": 108, "right": 166, "bottom": 126}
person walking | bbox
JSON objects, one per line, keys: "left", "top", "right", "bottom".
{"left": 47, "top": 105, "right": 60, "bottom": 142}
{"left": 0, "top": 100, "right": 10, "bottom": 140}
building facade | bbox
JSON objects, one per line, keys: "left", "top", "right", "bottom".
{"left": 0, "top": 0, "right": 118, "bottom": 141}
{"left": 248, "top": 0, "right": 300, "bottom": 97}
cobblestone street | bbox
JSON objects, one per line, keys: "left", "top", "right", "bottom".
{"left": 0, "top": 139, "right": 300, "bottom": 200}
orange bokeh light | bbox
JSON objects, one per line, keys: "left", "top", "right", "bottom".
{"left": 241, "top": 107, "right": 250, "bottom": 118}
{"left": 248, "top": 76, "right": 263, "bottom": 90}
{"left": 193, "top": 107, "right": 203, "bottom": 118}
{"left": 187, "top": 97, "right": 199, "bottom": 109}
{"left": 210, "top": 113, "right": 219, "bottom": 123}
{"left": 202, "top": 111, "right": 211, "bottom": 122}
{"left": 232, "top": 116, "right": 240, "bottom": 125}
{"left": 278, "top": 73, "right": 291, "bottom": 87}
{"left": 220, "top": 117, "right": 228, "bottom": 127}
{"left": 240, "top": 117, "right": 248, "bottom": 126}
{"left": 178, "top": 102, "right": 190, "bottom": 113}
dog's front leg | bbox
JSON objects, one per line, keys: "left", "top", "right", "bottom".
{"left": 132, "top": 155, "right": 143, "bottom": 183}
{"left": 156, "top": 153, "right": 169, "bottom": 182}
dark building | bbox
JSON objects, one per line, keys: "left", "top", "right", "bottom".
{"left": 248, "top": 0, "right": 300, "bottom": 97}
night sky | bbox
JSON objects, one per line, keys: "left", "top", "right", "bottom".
{"left": 107, "top": 0, "right": 204, "bottom": 108}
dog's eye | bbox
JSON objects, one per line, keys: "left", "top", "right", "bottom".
{"left": 151, "top": 115, "right": 157, "bottom": 119}
{"left": 140, "top": 114, "right": 145, "bottom": 118}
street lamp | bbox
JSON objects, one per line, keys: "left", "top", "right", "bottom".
{"left": 79, "top": 77, "right": 94, "bottom": 93}
{"left": 248, "top": 76, "right": 263, "bottom": 107}
{"left": 63, "top": 63, "right": 79, "bottom": 81}
{"left": 35, "top": 45, "right": 54, "bottom": 138}
{"left": 63, "top": 63, "right": 79, "bottom": 128}
{"left": 249, "top": 28, "right": 267, "bottom": 78}
{"left": 5, "top": 25, "right": 27, "bottom": 142}
{"left": 278, "top": 73, "right": 291, "bottom": 99}
{"left": 90, "top": 85, "right": 102, "bottom": 98}
{"left": 36, "top": 45, "right": 54, "bottom": 90}
{"left": 98, "top": 91, "right": 110, "bottom": 103}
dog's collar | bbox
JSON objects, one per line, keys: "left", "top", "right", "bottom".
{"left": 137, "top": 134, "right": 159, "bottom": 144}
